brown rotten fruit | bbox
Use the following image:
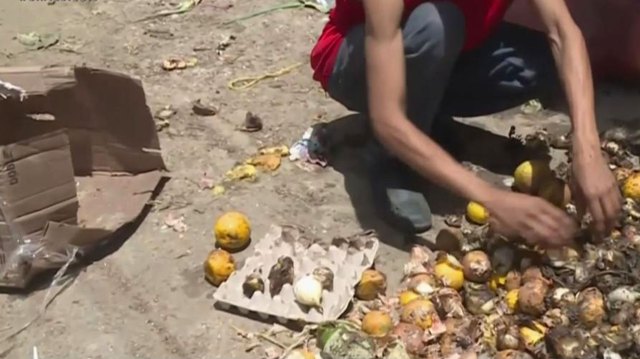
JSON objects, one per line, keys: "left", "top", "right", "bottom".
{"left": 577, "top": 287, "right": 605, "bottom": 328}
{"left": 462, "top": 250, "right": 492, "bottom": 282}
{"left": 518, "top": 279, "right": 549, "bottom": 316}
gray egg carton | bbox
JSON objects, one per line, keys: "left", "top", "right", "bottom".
{"left": 214, "top": 224, "right": 380, "bottom": 324}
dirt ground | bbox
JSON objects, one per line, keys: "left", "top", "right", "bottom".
{"left": 0, "top": 1, "right": 638, "bottom": 358}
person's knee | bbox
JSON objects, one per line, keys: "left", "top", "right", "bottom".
{"left": 404, "top": 2, "right": 466, "bottom": 62}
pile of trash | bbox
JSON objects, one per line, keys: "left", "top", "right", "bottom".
{"left": 225, "top": 131, "right": 640, "bottom": 359}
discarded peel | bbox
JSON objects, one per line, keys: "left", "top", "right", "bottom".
{"left": 225, "top": 164, "right": 257, "bottom": 181}
{"left": 259, "top": 145, "right": 290, "bottom": 157}
{"left": 245, "top": 153, "right": 281, "bottom": 171}
{"left": 162, "top": 57, "right": 197, "bottom": 71}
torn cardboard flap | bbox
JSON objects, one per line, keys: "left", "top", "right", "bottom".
{"left": 0, "top": 66, "right": 166, "bottom": 289}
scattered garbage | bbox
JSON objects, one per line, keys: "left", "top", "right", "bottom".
{"left": 192, "top": 99, "right": 218, "bottom": 116}
{"left": 220, "top": 145, "right": 290, "bottom": 185}
{"left": 223, "top": 0, "right": 334, "bottom": 25}
{"left": 289, "top": 126, "right": 329, "bottom": 168}
{"left": 238, "top": 111, "right": 263, "bottom": 132}
{"left": 228, "top": 62, "right": 303, "bottom": 90}
{"left": 161, "top": 57, "right": 198, "bottom": 71}
{"left": 0, "top": 66, "right": 166, "bottom": 289}
{"left": 15, "top": 32, "right": 59, "bottom": 50}
{"left": 246, "top": 153, "right": 282, "bottom": 172}
{"left": 163, "top": 213, "right": 188, "bottom": 233}
{"left": 520, "top": 99, "right": 543, "bottom": 115}
{"left": 226, "top": 164, "right": 258, "bottom": 182}
{"left": 134, "top": 0, "right": 203, "bottom": 22}
{"left": 154, "top": 105, "right": 176, "bottom": 131}
{"left": 221, "top": 131, "right": 640, "bottom": 359}
{"left": 216, "top": 34, "right": 236, "bottom": 56}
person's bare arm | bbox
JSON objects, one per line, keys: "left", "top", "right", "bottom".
{"left": 362, "top": 0, "right": 576, "bottom": 246}
{"left": 362, "top": 0, "right": 493, "bottom": 204}
{"left": 529, "top": 0, "right": 622, "bottom": 236}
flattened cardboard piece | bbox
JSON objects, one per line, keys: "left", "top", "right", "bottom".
{"left": 0, "top": 129, "right": 78, "bottom": 241}
{"left": 0, "top": 66, "right": 166, "bottom": 174}
{"left": 0, "top": 66, "right": 166, "bottom": 288}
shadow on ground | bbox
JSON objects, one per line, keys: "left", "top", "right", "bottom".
{"left": 324, "top": 112, "right": 541, "bottom": 251}
{"left": 325, "top": 81, "right": 640, "bottom": 251}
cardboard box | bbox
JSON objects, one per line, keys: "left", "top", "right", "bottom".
{"left": 0, "top": 66, "right": 166, "bottom": 288}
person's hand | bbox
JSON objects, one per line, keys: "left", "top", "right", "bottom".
{"left": 483, "top": 189, "right": 577, "bottom": 248}
{"left": 571, "top": 147, "right": 622, "bottom": 238}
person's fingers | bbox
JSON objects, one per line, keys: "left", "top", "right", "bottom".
{"left": 537, "top": 200, "right": 575, "bottom": 239}
{"left": 589, "top": 197, "right": 606, "bottom": 238}
{"left": 529, "top": 211, "right": 561, "bottom": 245}
{"left": 572, "top": 186, "right": 587, "bottom": 219}
{"left": 601, "top": 192, "right": 620, "bottom": 234}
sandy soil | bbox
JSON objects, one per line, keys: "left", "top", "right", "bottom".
{"left": 0, "top": 1, "right": 638, "bottom": 358}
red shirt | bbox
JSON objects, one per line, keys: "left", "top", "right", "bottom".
{"left": 310, "top": 0, "right": 513, "bottom": 90}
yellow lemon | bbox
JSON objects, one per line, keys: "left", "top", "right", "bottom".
{"left": 203, "top": 249, "right": 236, "bottom": 286}
{"left": 489, "top": 273, "right": 507, "bottom": 292}
{"left": 466, "top": 201, "right": 489, "bottom": 225}
{"left": 434, "top": 254, "right": 465, "bottom": 290}
{"left": 520, "top": 326, "right": 545, "bottom": 347}
{"left": 513, "top": 160, "right": 552, "bottom": 194}
{"left": 399, "top": 290, "right": 423, "bottom": 306}
{"left": 214, "top": 211, "right": 251, "bottom": 251}
{"left": 623, "top": 172, "right": 640, "bottom": 201}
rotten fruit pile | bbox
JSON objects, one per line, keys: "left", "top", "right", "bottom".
{"left": 334, "top": 137, "right": 640, "bottom": 359}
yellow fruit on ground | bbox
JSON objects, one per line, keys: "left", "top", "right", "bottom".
{"left": 513, "top": 160, "right": 552, "bottom": 194}
{"left": 361, "top": 310, "right": 393, "bottom": 337}
{"left": 399, "top": 290, "right": 423, "bottom": 306}
{"left": 355, "top": 269, "right": 387, "bottom": 300}
{"left": 204, "top": 249, "right": 236, "bottom": 286}
{"left": 520, "top": 325, "right": 545, "bottom": 347}
{"left": 505, "top": 289, "right": 519, "bottom": 312}
{"left": 214, "top": 211, "right": 251, "bottom": 251}
{"left": 623, "top": 172, "right": 640, "bottom": 201}
{"left": 434, "top": 253, "right": 465, "bottom": 290}
{"left": 489, "top": 273, "right": 507, "bottom": 292}
{"left": 613, "top": 167, "right": 633, "bottom": 184}
{"left": 400, "top": 299, "right": 436, "bottom": 330}
{"left": 538, "top": 178, "right": 571, "bottom": 208}
{"left": 466, "top": 201, "right": 489, "bottom": 225}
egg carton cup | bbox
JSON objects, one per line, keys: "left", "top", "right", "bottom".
{"left": 214, "top": 224, "right": 380, "bottom": 324}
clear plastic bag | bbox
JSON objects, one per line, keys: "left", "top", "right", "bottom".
{"left": 0, "top": 196, "right": 77, "bottom": 288}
